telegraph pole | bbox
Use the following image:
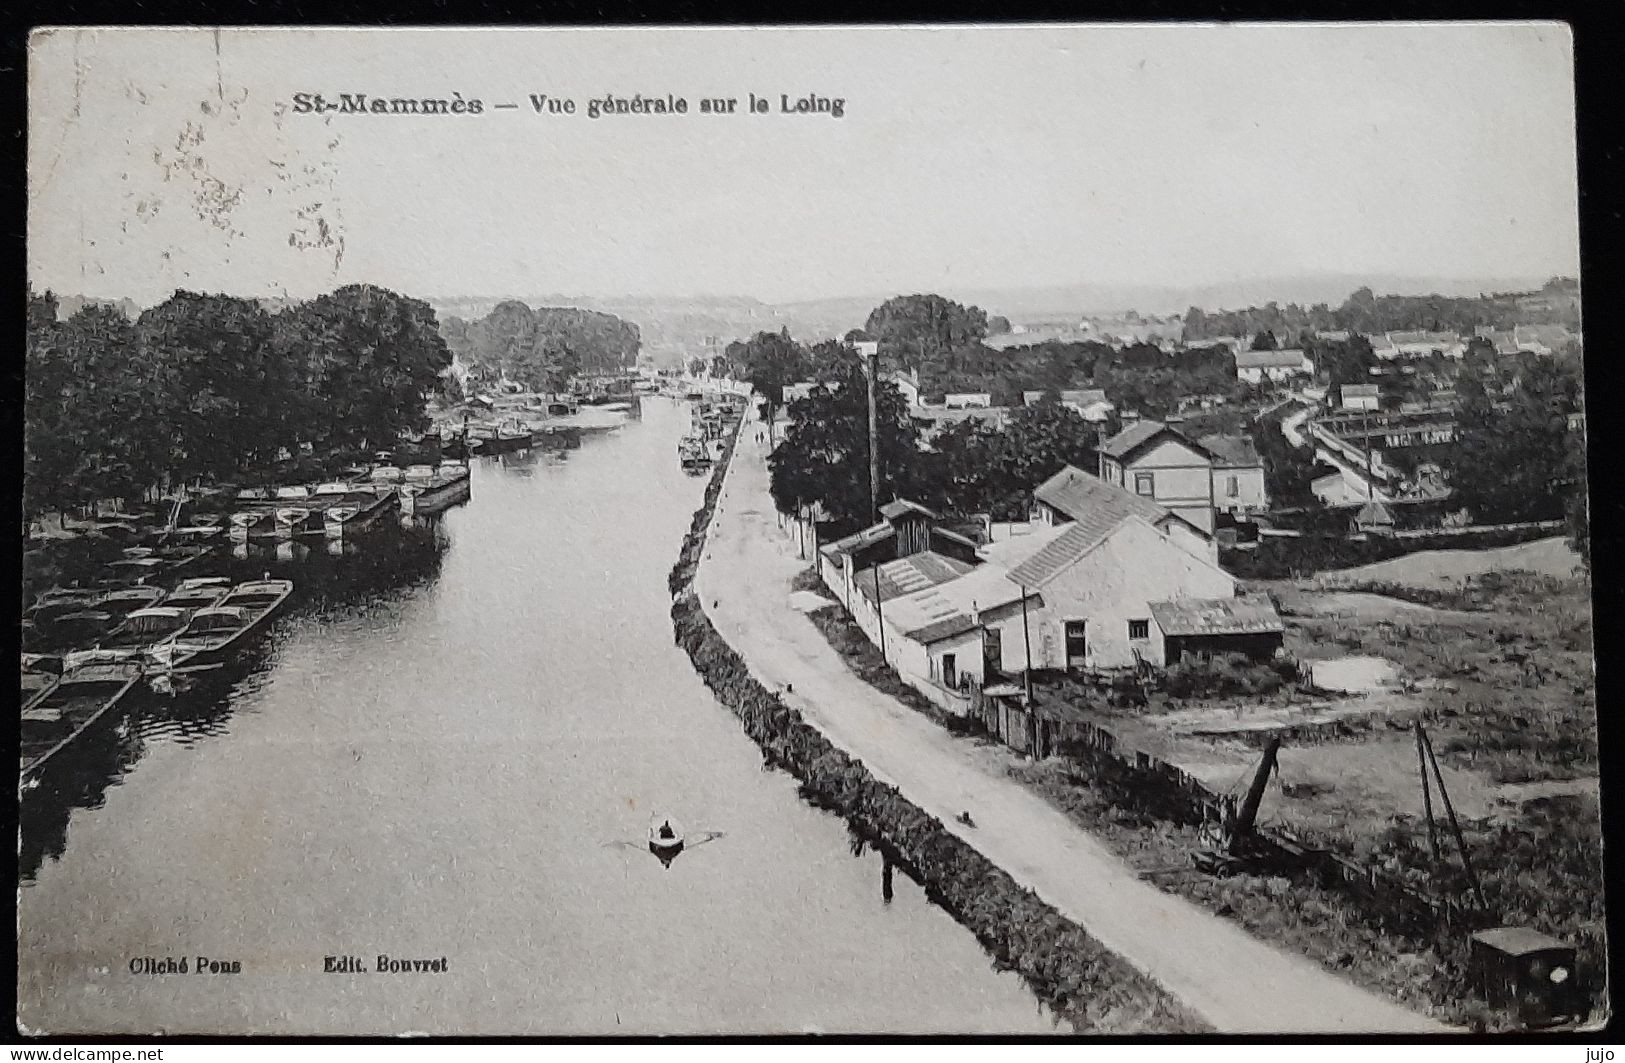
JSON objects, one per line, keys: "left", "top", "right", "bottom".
{"left": 865, "top": 343, "right": 881, "bottom": 522}
{"left": 1019, "top": 585, "right": 1034, "bottom": 706}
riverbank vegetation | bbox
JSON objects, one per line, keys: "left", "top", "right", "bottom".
{"left": 438, "top": 300, "right": 640, "bottom": 390}
{"left": 669, "top": 421, "right": 1205, "bottom": 1034}
{"left": 24, "top": 285, "right": 452, "bottom": 524}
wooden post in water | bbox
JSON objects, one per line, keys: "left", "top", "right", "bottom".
{"left": 881, "top": 857, "right": 894, "bottom": 904}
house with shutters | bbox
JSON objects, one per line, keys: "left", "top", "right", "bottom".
{"left": 828, "top": 470, "right": 1283, "bottom": 716}
{"left": 1012, "top": 465, "right": 1261, "bottom": 670}
{"left": 1095, "top": 420, "right": 1269, "bottom": 535}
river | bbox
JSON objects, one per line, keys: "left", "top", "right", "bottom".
{"left": 17, "top": 397, "right": 1058, "bottom": 1036}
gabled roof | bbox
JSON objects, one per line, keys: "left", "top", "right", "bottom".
{"left": 1234, "top": 348, "right": 1309, "bottom": 370}
{"left": 879, "top": 498, "right": 939, "bottom": 522}
{"left": 1149, "top": 596, "right": 1284, "bottom": 638}
{"left": 854, "top": 551, "right": 976, "bottom": 606}
{"left": 1197, "top": 434, "right": 1261, "bottom": 468}
{"left": 1100, "top": 419, "right": 1206, "bottom": 460}
{"left": 1355, "top": 500, "right": 1396, "bottom": 526}
{"left": 1033, "top": 464, "right": 1184, "bottom": 528}
{"left": 883, "top": 563, "right": 1040, "bottom": 645}
{"left": 1007, "top": 511, "right": 1144, "bottom": 589}
{"left": 819, "top": 521, "right": 894, "bottom": 559}
{"left": 1342, "top": 383, "right": 1380, "bottom": 397}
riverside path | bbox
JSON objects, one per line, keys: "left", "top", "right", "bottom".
{"left": 693, "top": 411, "right": 1454, "bottom": 1035}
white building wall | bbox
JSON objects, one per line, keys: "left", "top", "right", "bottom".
{"left": 1214, "top": 466, "right": 1269, "bottom": 514}
{"left": 1028, "top": 519, "right": 1236, "bottom": 670}
{"left": 1123, "top": 438, "right": 1215, "bottom": 534}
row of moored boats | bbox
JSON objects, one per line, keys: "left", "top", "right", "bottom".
{"left": 227, "top": 461, "right": 470, "bottom": 542}
{"left": 21, "top": 576, "right": 295, "bottom": 786}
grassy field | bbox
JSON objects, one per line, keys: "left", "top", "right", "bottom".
{"left": 795, "top": 551, "right": 1603, "bottom": 1029}
{"left": 1085, "top": 556, "right": 1603, "bottom": 1027}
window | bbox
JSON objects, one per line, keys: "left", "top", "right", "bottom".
{"left": 1128, "top": 619, "right": 1150, "bottom": 641}
{"left": 1133, "top": 472, "right": 1155, "bottom": 496}
{"left": 1227, "top": 475, "right": 1240, "bottom": 498}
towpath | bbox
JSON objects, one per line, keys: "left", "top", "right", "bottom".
{"left": 693, "top": 414, "right": 1452, "bottom": 1035}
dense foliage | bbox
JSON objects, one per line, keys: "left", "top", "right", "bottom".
{"left": 1182, "top": 277, "right": 1581, "bottom": 342}
{"left": 1442, "top": 350, "right": 1583, "bottom": 525}
{"left": 865, "top": 293, "right": 989, "bottom": 374}
{"left": 24, "top": 284, "right": 451, "bottom": 521}
{"left": 767, "top": 359, "right": 922, "bottom": 527}
{"left": 440, "top": 300, "right": 639, "bottom": 390}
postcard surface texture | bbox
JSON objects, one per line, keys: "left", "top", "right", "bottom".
{"left": 20, "top": 23, "right": 1597, "bottom": 1037}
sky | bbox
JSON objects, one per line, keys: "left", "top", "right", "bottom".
{"left": 27, "top": 24, "right": 1580, "bottom": 307}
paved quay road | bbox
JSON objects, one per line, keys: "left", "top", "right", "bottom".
{"left": 17, "top": 398, "right": 1055, "bottom": 1037}
{"left": 695, "top": 410, "right": 1454, "bottom": 1036}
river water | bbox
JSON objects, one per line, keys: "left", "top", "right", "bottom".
{"left": 17, "top": 398, "right": 1057, "bottom": 1036}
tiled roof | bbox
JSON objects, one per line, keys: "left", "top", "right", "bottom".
{"left": 884, "top": 563, "right": 1039, "bottom": 645}
{"left": 819, "top": 521, "right": 894, "bottom": 559}
{"left": 1100, "top": 419, "right": 1181, "bottom": 459}
{"left": 1234, "top": 348, "right": 1308, "bottom": 370}
{"left": 854, "top": 551, "right": 976, "bottom": 606}
{"left": 1033, "top": 464, "right": 1176, "bottom": 527}
{"left": 1198, "top": 434, "right": 1261, "bottom": 468}
{"left": 1006, "top": 509, "right": 1137, "bottom": 589}
{"left": 975, "top": 521, "right": 1076, "bottom": 569}
{"left": 1149, "top": 595, "right": 1284, "bottom": 638}
{"left": 879, "top": 498, "right": 939, "bottom": 522}
{"left": 1022, "top": 388, "right": 1109, "bottom": 408}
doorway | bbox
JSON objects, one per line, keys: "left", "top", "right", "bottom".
{"left": 1064, "top": 620, "right": 1087, "bottom": 670}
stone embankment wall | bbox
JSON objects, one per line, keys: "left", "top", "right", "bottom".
{"left": 667, "top": 415, "right": 1202, "bottom": 1034}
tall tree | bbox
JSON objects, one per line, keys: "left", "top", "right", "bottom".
{"left": 278, "top": 284, "right": 450, "bottom": 452}
{"left": 864, "top": 294, "right": 988, "bottom": 375}
{"left": 768, "top": 359, "right": 919, "bottom": 529}
{"left": 1443, "top": 354, "right": 1581, "bottom": 523}
{"left": 731, "top": 327, "right": 808, "bottom": 425}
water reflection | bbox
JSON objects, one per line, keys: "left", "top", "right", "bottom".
{"left": 18, "top": 517, "right": 450, "bottom": 884}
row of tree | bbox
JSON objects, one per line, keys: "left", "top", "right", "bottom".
{"left": 439, "top": 300, "right": 640, "bottom": 391}
{"left": 1183, "top": 277, "right": 1582, "bottom": 343}
{"left": 765, "top": 356, "right": 1110, "bottom": 530}
{"left": 24, "top": 285, "right": 452, "bottom": 521}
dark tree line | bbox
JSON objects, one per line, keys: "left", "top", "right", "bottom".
{"left": 1442, "top": 349, "right": 1586, "bottom": 529}
{"left": 1183, "top": 277, "right": 1581, "bottom": 344}
{"left": 440, "top": 300, "right": 640, "bottom": 391}
{"left": 25, "top": 285, "right": 452, "bottom": 522}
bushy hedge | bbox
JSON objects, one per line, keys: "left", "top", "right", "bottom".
{"left": 667, "top": 415, "right": 1203, "bottom": 1033}
{"left": 1163, "top": 653, "right": 1301, "bottom": 699}
{"left": 1223, "top": 526, "right": 1558, "bottom": 580}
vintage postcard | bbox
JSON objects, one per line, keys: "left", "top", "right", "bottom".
{"left": 20, "top": 23, "right": 1597, "bottom": 1038}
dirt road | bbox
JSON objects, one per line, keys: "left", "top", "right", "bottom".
{"left": 693, "top": 416, "right": 1452, "bottom": 1035}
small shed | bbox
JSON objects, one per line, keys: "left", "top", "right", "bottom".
{"left": 1149, "top": 596, "right": 1285, "bottom": 664}
{"left": 1352, "top": 500, "right": 1397, "bottom": 535}
{"left": 1468, "top": 926, "right": 1581, "bottom": 1026}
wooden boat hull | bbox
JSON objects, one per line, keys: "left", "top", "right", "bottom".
{"left": 21, "top": 663, "right": 143, "bottom": 783}
{"left": 323, "top": 490, "right": 400, "bottom": 538}
{"left": 164, "top": 581, "right": 293, "bottom": 670}
{"left": 400, "top": 474, "right": 471, "bottom": 517}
